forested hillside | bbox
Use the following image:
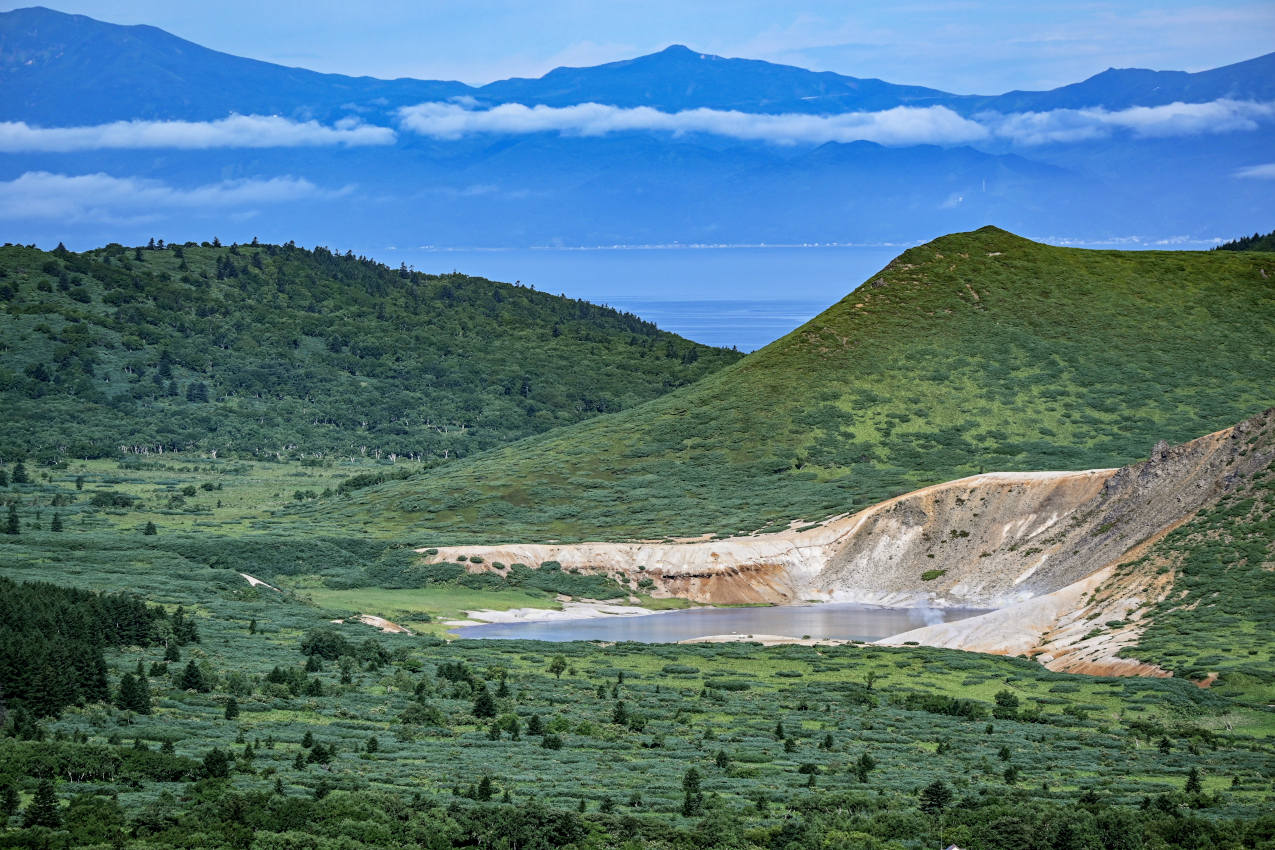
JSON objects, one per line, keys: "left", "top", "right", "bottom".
{"left": 352, "top": 227, "right": 1275, "bottom": 541}
{"left": 1216, "top": 229, "right": 1275, "bottom": 252}
{"left": 0, "top": 240, "right": 740, "bottom": 461}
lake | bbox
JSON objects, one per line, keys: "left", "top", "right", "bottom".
{"left": 391, "top": 244, "right": 907, "bottom": 351}
{"left": 453, "top": 603, "right": 991, "bottom": 643}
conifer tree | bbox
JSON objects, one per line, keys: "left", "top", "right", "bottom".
{"left": 473, "top": 684, "right": 497, "bottom": 718}
{"left": 224, "top": 696, "right": 240, "bottom": 720}
{"left": 203, "top": 747, "right": 230, "bottom": 779}
{"left": 116, "top": 673, "right": 140, "bottom": 712}
{"left": 178, "top": 660, "right": 208, "bottom": 692}
{"left": 22, "top": 779, "right": 61, "bottom": 828}
{"left": 11, "top": 462, "right": 28, "bottom": 485}
{"left": 1185, "top": 766, "right": 1203, "bottom": 795}
{"left": 681, "top": 767, "right": 703, "bottom": 817}
{"left": 4, "top": 503, "right": 18, "bottom": 535}
{"left": 143, "top": 521, "right": 157, "bottom": 535}
{"left": 50, "top": 513, "right": 63, "bottom": 532}
{"left": 0, "top": 468, "right": 7, "bottom": 487}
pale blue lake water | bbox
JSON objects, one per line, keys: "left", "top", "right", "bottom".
{"left": 391, "top": 245, "right": 906, "bottom": 351}
{"left": 453, "top": 603, "right": 991, "bottom": 643}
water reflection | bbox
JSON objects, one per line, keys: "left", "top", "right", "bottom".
{"left": 454, "top": 603, "right": 991, "bottom": 643}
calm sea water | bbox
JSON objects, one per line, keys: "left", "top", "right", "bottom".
{"left": 391, "top": 245, "right": 905, "bottom": 351}
{"left": 453, "top": 603, "right": 990, "bottom": 643}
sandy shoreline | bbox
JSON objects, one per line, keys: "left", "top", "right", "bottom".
{"left": 444, "top": 600, "right": 665, "bottom": 628}
{"left": 680, "top": 633, "right": 854, "bottom": 647}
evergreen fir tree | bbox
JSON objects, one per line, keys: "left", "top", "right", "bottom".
{"left": 202, "top": 747, "right": 230, "bottom": 779}
{"left": 116, "top": 673, "right": 140, "bottom": 711}
{"left": 11, "top": 462, "right": 28, "bottom": 485}
{"left": 50, "top": 513, "right": 63, "bottom": 532}
{"left": 0, "top": 469, "right": 7, "bottom": 487}
{"left": 143, "top": 521, "right": 157, "bottom": 535}
{"left": 224, "top": 696, "right": 239, "bottom": 720}
{"left": 472, "top": 684, "right": 497, "bottom": 718}
{"left": 0, "top": 782, "right": 18, "bottom": 819}
{"left": 4, "top": 503, "right": 18, "bottom": 535}
{"left": 178, "top": 660, "right": 208, "bottom": 692}
{"left": 22, "top": 779, "right": 61, "bottom": 828}
{"left": 681, "top": 767, "right": 703, "bottom": 817}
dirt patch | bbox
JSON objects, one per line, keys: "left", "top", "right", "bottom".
{"left": 331, "top": 614, "right": 413, "bottom": 634}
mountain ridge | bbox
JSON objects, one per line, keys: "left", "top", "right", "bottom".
{"left": 4, "top": 6, "right": 1274, "bottom": 125}
{"left": 337, "top": 226, "right": 1275, "bottom": 540}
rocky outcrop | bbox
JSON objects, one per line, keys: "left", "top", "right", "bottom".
{"left": 417, "top": 408, "right": 1275, "bottom": 626}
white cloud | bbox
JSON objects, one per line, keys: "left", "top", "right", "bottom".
{"left": 399, "top": 101, "right": 989, "bottom": 146}
{"left": 0, "top": 115, "right": 395, "bottom": 153}
{"left": 397, "top": 98, "right": 1275, "bottom": 148}
{"left": 1234, "top": 162, "right": 1275, "bottom": 179}
{"left": 983, "top": 99, "right": 1275, "bottom": 146}
{"left": 0, "top": 172, "right": 338, "bottom": 221}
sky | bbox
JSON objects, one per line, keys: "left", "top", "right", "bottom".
{"left": 3, "top": 1, "right": 1273, "bottom": 93}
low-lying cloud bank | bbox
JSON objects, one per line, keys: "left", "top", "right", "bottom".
{"left": 3, "top": 99, "right": 1268, "bottom": 153}
{"left": 0, "top": 172, "right": 336, "bottom": 220}
{"left": 0, "top": 115, "right": 395, "bottom": 152}
{"left": 399, "top": 98, "right": 1275, "bottom": 147}
{"left": 399, "top": 102, "right": 988, "bottom": 146}
{"left": 981, "top": 99, "right": 1275, "bottom": 145}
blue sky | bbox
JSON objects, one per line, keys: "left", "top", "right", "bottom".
{"left": 5, "top": 1, "right": 1273, "bottom": 92}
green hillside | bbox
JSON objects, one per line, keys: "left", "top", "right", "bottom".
{"left": 1216, "top": 228, "right": 1275, "bottom": 252}
{"left": 351, "top": 226, "right": 1275, "bottom": 541}
{"left": 1123, "top": 456, "right": 1275, "bottom": 704}
{"left": 0, "top": 240, "right": 740, "bottom": 462}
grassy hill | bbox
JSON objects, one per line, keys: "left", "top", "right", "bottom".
{"left": 349, "top": 226, "right": 1275, "bottom": 541}
{"left": 0, "top": 240, "right": 740, "bottom": 462}
{"left": 1122, "top": 456, "right": 1275, "bottom": 704}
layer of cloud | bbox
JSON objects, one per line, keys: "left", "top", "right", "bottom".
{"left": 0, "top": 172, "right": 338, "bottom": 221}
{"left": 398, "top": 98, "right": 1275, "bottom": 148}
{"left": 0, "top": 115, "right": 395, "bottom": 153}
{"left": 1234, "top": 162, "right": 1275, "bottom": 179}
{"left": 399, "top": 102, "right": 990, "bottom": 146}
{"left": 982, "top": 99, "right": 1275, "bottom": 146}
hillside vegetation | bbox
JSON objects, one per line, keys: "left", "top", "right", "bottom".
{"left": 1216, "top": 228, "right": 1275, "bottom": 252}
{"left": 2, "top": 508, "right": 1272, "bottom": 849}
{"left": 1123, "top": 453, "right": 1275, "bottom": 702}
{"left": 350, "top": 227, "right": 1275, "bottom": 541}
{"left": 0, "top": 240, "right": 739, "bottom": 462}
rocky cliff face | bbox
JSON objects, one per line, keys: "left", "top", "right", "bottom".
{"left": 418, "top": 408, "right": 1275, "bottom": 621}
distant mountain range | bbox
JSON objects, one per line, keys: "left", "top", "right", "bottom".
{"left": 1, "top": 5, "right": 1272, "bottom": 250}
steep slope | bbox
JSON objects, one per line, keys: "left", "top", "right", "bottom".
{"left": 350, "top": 227, "right": 1275, "bottom": 541}
{"left": 0, "top": 241, "right": 740, "bottom": 460}
{"left": 418, "top": 409, "right": 1274, "bottom": 613}
{"left": 882, "top": 409, "right": 1275, "bottom": 694}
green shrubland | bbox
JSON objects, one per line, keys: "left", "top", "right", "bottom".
{"left": 2, "top": 530, "right": 1272, "bottom": 849}
{"left": 349, "top": 227, "right": 1275, "bottom": 541}
{"left": 0, "top": 240, "right": 739, "bottom": 462}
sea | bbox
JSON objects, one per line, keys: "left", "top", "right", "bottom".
{"left": 390, "top": 244, "right": 908, "bottom": 351}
